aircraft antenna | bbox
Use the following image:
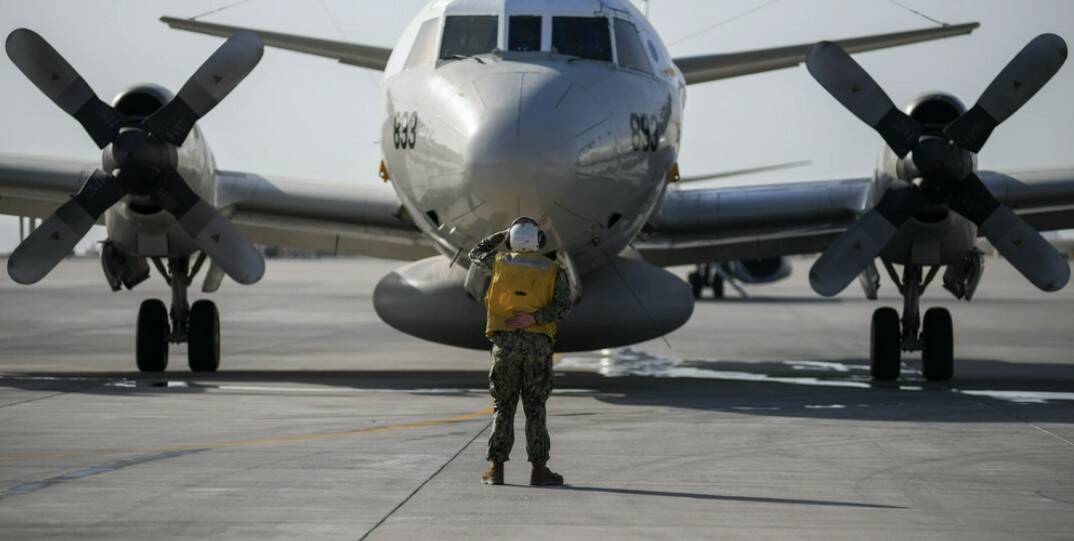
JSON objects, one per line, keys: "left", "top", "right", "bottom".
{"left": 667, "top": 0, "right": 782, "bottom": 48}
{"left": 187, "top": 0, "right": 259, "bottom": 21}
{"left": 885, "top": 0, "right": 949, "bottom": 27}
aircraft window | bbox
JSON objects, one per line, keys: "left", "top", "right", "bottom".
{"left": 509, "top": 16, "right": 542, "bottom": 52}
{"left": 405, "top": 19, "right": 440, "bottom": 68}
{"left": 551, "top": 17, "right": 612, "bottom": 62}
{"left": 440, "top": 15, "right": 499, "bottom": 60}
{"left": 647, "top": 40, "right": 660, "bottom": 62}
{"left": 614, "top": 19, "right": 651, "bottom": 74}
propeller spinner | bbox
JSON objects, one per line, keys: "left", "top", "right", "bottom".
{"left": 805, "top": 34, "right": 1070, "bottom": 297}
{"left": 5, "top": 29, "right": 265, "bottom": 286}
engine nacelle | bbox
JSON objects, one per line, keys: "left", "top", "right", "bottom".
{"left": 374, "top": 256, "right": 694, "bottom": 352}
{"left": 720, "top": 257, "right": 791, "bottom": 284}
{"left": 102, "top": 84, "right": 216, "bottom": 260}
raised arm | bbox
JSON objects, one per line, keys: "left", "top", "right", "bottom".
{"left": 468, "top": 230, "right": 508, "bottom": 273}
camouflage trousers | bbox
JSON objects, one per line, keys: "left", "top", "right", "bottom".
{"left": 486, "top": 331, "right": 554, "bottom": 464}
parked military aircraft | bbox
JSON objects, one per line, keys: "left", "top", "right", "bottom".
{"left": 2, "top": 0, "right": 1072, "bottom": 383}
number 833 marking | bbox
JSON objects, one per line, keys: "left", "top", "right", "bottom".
{"left": 393, "top": 112, "right": 418, "bottom": 150}
{"left": 630, "top": 113, "right": 660, "bottom": 152}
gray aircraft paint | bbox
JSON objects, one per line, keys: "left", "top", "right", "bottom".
{"left": 379, "top": 0, "right": 682, "bottom": 274}
{"left": 4, "top": 0, "right": 1073, "bottom": 358}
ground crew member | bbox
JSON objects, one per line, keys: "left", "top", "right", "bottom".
{"left": 468, "top": 217, "right": 572, "bottom": 486}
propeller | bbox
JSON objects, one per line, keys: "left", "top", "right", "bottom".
{"left": 5, "top": 28, "right": 265, "bottom": 286}
{"left": 806, "top": 34, "right": 1070, "bottom": 297}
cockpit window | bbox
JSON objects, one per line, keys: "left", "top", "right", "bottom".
{"left": 552, "top": 17, "right": 612, "bottom": 62}
{"left": 614, "top": 19, "right": 651, "bottom": 74}
{"left": 509, "top": 16, "right": 542, "bottom": 52}
{"left": 406, "top": 19, "right": 439, "bottom": 68}
{"left": 440, "top": 15, "right": 498, "bottom": 60}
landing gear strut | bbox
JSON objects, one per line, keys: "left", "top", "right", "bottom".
{"left": 135, "top": 253, "right": 220, "bottom": 373}
{"left": 688, "top": 264, "right": 725, "bottom": 299}
{"left": 870, "top": 261, "right": 954, "bottom": 382}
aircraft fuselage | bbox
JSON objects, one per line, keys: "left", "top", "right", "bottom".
{"left": 379, "top": 0, "right": 685, "bottom": 274}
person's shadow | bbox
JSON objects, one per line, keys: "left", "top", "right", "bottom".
{"left": 536, "top": 485, "right": 904, "bottom": 509}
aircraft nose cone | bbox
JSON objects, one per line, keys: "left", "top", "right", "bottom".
{"left": 462, "top": 69, "right": 609, "bottom": 231}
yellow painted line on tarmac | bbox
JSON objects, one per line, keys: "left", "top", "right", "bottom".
{"left": 0, "top": 406, "right": 493, "bottom": 462}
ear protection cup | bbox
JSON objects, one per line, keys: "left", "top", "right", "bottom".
{"left": 508, "top": 217, "right": 546, "bottom": 250}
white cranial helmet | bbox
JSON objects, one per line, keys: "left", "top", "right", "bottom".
{"left": 508, "top": 217, "right": 544, "bottom": 253}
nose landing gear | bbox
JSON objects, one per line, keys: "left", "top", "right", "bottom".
{"left": 135, "top": 254, "right": 221, "bottom": 373}
{"left": 869, "top": 261, "right": 954, "bottom": 382}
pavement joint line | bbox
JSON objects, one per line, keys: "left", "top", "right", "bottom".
{"left": 358, "top": 417, "right": 493, "bottom": 541}
{"left": 0, "top": 448, "right": 207, "bottom": 501}
{"left": 1026, "top": 423, "right": 1074, "bottom": 447}
{"left": 960, "top": 390, "right": 1074, "bottom": 447}
{"left": 0, "top": 406, "right": 495, "bottom": 462}
{"left": 0, "top": 380, "right": 106, "bottom": 409}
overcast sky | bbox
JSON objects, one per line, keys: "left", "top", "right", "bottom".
{"left": 1, "top": 0, "right": 1072, "bottom": 253}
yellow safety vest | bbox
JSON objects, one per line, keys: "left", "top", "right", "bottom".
{"left": 485, "top": 252, "right": 558, "bottom": 339}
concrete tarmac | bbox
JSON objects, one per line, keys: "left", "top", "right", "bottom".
{"left": 0, "top": 256, "right": 1072, "bottom": 540}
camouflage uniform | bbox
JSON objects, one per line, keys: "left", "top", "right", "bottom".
{"left": 469, "top": 231, "right": 572, "bottom": 464}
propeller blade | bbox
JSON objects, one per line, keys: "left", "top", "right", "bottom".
{"left": 143, "top": 31, "right": 264, "bottom": 146}
{"left": 152, "top": 170, "right": 264, "bottom": 285}
{"left": 809, "top": 185, "right": 927, "bottom": 296}
{"left": 945, "top": 34, "right": 1068, "bottom": 153}
{"left": 5, "top": 29, "right": 122, "bottom": 149}
{"left": 949, "top": 174, "right": 1069, "bottom": 291}
{"left": 8, "top": 171, "right": 125, "bottom": 284}
{"left": 805, "top": 41, "right": 922, "bottom": 158}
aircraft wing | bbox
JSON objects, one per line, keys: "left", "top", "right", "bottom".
{"left": 0, "top": 154, "right": 435, "bottom": 260}
{"left": 0, "top": 154, "right": 99, "bottom": 222}
{"left": 216, "top": 170, "right": 433, "bottom": 260}
{"left": 673, "top": 22, "right": 979, "bottom": 85}
{"left": 636, "top": 169, "right": 1074, "bottom": 266}
{"left": 159, "top": 16, "right": 391, "bottom": 70}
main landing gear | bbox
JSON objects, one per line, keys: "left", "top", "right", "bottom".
{"left": 869, "top": 261, "right": 953, "bottom": 382}
{"left": 136, "top": 254, "right": 220, "bottom": 373}
{"left": 688, "top": 263, "right": 725, "bottom": 299}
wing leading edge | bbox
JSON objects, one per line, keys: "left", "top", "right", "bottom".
{"left": 0, "top": 154, "right": 99, "bottom": 222}
{"left": 217, "top": 170, "right": 435, "bottom": 260}
{"left": 160, "top": 16, "right": 976, "bottom": 83}
{"left": 0, "top": 153, "right": 434, "bottom": 260}
{"left": 638, "top": 178, "right": 873, "bottom": 266}
{"left": 638, "top": 169, "right": 1074, "bottom": 267}
{"left": 160, "top": 16, "right": 392, "bottom": 70}
{"left": 673, "top": 22, "right": 979, "bottom": 85}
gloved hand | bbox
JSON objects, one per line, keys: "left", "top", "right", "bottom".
{"left": 506, "top": 311, "right": 536, "bottom": 329}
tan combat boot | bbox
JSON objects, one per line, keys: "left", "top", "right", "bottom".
{"left": 481, "top": 461, "right": 504, "bottom": 485}
{"left": 530, "top": 461, "right": 564, "bottom": 486}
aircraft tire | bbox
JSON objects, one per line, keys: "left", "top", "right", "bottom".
{"left": 188, "top": 300, "right": 220, "bottom": 373}
{"left": 688, "top": 272, "right": 704, "bottom": 299}
{"left": 921, "top": 307, "right": 953, "bottom": 381}
{"left": 711, "top": 274, "right": 725, "bottom": 299}
{"left": 870, "top": 307, "right": 901, "bottom": 381}
{"left": 136, "top": 299, "right": 169, "bottom": 372}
